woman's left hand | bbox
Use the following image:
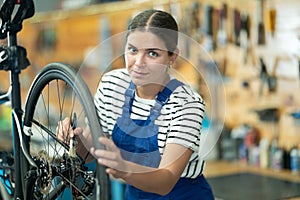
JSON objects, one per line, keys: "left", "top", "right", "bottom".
{"left": 90, "top": 137, "right": 130, "bottom": 179}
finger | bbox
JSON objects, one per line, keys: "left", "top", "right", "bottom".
{"left": 63, "top": 118, "right": 74, "bottom": 138}
{"left": 106, "top": 168, "right": 125, "bottom": 179}
{"left": 63, "top": 117, "right": 70, "bottom": 124}
{"left": 97, "top": 157, "right": 119, "bottom": 169}
{"left": 57, "top": 121, "right": 64, "bottom": 140}
{"left": 106, "top": 168, "right": 115, "bottom": 175}
{"left": 90, "top": 147, "right": 106, "bottom": 160}
{"left": 62, "top": 124, "right": 68, "bottom": 143}
{"left": 99, "top": 137, "right": 118, "bottom": 151}
{"left": 74, "top": 127, "right": 83, "bottom": 136}
{"left": 90, "top": 147, "right": 94, "bottom": 154}
{"left": 61, "top": 117, "right": 69, "bottom": 133}
{"left": 94, "top": 149, "right": 117, "bottom": 160}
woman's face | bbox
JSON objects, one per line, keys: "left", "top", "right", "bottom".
{"left": 125, "top": 30, "right": 174, "bottom": 87}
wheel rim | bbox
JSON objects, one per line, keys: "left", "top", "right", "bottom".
{"left": 29, "top": 78, "right": 95, "bottom": 199}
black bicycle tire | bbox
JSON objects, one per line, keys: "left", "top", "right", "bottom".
{"left": 23, "top": 62, "right": 110, "bottom": 200}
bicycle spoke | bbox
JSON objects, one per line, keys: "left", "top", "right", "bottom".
{"left": 56, "top": 79, "right": 64, "bottom": 121}
{"left": 23, "top": 63, "right": 110, "bottom": 199}
{"left": 29, "top": 86, "right": 95, "bottom": 198}
{"left": 32, "top": 93, "right": 65, "bottom": 157}
{"left": 31, "top": 119, "right": 69, "bottom": 150}
{"left": 0, "top": 0, "right": 110, "bottom": 198}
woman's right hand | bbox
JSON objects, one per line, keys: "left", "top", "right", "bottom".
{"left": 56, "top": 117, "right": 83, "bottom": 145}
{"left": 56, "top": 117, "right": 95, "bottom": 161}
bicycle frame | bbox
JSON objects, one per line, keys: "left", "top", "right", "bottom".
{"left": 0, "top": 0, "right": 36, "bottom": 199}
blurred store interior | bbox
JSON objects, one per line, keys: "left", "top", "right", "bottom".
{"left": 0, "top": 0, "right": 300, "bottom": 199}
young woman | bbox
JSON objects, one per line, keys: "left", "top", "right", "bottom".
{"left": 58, "top": 9, "right": 214, "bottom": 200}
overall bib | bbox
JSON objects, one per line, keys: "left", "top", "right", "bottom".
{"left": 112, "top": 79, "right": 214, "bottom": 200}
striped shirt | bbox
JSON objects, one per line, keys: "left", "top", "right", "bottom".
{"left": 94, "top": 68, "right": 206, "bottom": 178}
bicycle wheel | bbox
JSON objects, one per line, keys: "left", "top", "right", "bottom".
{"left": 23, "top": 62, "right": 110, "bottom": 200}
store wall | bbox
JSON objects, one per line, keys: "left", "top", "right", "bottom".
{"left": 34, "top": 0, "right": 60, "bottom": 12}
{"left": 0, "top": 0, "right": 299, "bottom": 170}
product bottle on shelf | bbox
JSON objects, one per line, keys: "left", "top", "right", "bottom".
{"left": 259, "top": 138, "right": 269, "bottom": 168}
{"left": 269, "top": 138, "right": 279, "bottom": 169}
{"left": 273, "top": 148, "right": 283, "bottom": 170}
{"left": 290, "top": 146, "right": 299, "bottom": 174}
{"left": 283, "top": 147, "right": 291, "bottom": 170}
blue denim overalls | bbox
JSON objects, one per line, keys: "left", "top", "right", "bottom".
{"left": 112, "top": 79, "right": 214, "bottom": 200}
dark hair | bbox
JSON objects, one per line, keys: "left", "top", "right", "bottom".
{"left": 127, "top": 9, "right": 178, "bottom": 54}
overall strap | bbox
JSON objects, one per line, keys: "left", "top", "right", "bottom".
{"left": 150, "top": 79, "right": 184, "bottom": 119}
{"left": 123, "top": 81, "right": 135, "bottom": 110}
{"left": 156, "top": 79, "right": 184, "bottom": 105}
